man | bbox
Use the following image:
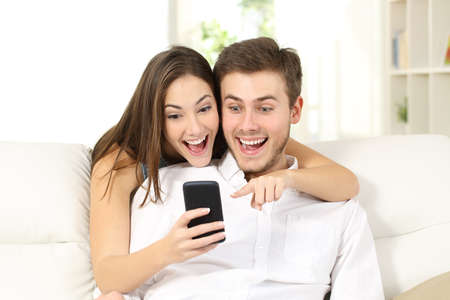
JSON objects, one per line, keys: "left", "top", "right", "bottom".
{"left": 128, "top": 38, "right": 384, "bottom": 300}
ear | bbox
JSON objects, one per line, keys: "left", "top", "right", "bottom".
{"left": 290, "top": 96, "right": 303, "bottom": 124}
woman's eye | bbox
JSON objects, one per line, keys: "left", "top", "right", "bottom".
{"left": 167, "top": 114, "right": 180, "bottom": 119}
{"left": 199, "top": 105, "right": 211, "bottom": 113}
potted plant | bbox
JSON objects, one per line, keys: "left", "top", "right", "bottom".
{"left": 396, "top": 96, "right": 408, "bottom": 133}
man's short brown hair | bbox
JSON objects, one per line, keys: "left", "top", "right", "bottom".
{"left": 213, "top": 37, "right": 302, "bottom": 107}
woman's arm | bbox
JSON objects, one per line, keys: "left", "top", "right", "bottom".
{"left": 232, "top": 138, "right": 359, "bottom": 208}
{"left": 284, "top": 137, "right": 359, "bottom": 202}
{"left": 90, "top": 149, "right": 169, "bottom": 293}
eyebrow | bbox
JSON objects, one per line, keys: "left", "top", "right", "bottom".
{"left": 223, "top": 94, "right": 278, "bottom": 102}
{"left": 165, "top": 94, "right": 212, "bottom": 109}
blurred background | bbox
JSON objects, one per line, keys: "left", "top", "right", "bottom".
{"left": 1, "top": 0, "right": 449, "bottom": 149}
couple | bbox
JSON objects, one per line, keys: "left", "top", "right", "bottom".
{"left": 90, "top": 37, "right": 383, "bottom": 299}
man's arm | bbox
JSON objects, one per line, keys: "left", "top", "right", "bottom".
{"left": 330, "top": 200, "right": 385, "bottom": 300}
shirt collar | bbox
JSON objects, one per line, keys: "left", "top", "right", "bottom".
{"left": 218, "top": 150, "right": 298, "bottom": 182}
{"left": 218, "top": 150, "right": 243, "bottom": 182}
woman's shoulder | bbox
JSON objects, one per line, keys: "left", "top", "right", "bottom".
{"left": 91, "top": 144, "right": 142, "bottom": 198}
{"left": 93, "top": 144, "right": 136, "bottom": 173}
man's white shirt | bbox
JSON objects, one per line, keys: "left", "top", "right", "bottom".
{"left": 126, "top": 151, "right": 384, "bottom": 300}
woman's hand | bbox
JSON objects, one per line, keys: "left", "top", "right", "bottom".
{"left": 161, "top": 208, "right": 225, "bottom": 265}
{"left": 231, "top": 170, "right": 293, "bottom": 210}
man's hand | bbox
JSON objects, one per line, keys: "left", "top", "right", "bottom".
{"left": 231, "top": 170, "right": 294, "bottom": 210}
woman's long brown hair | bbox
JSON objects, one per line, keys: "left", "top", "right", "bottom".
{"left": 90, "top": 46, "right": 220, "bottom": 206}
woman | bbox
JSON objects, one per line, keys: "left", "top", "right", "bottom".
{"left": 90, "top": 46, "right": 359, "bottom": 300}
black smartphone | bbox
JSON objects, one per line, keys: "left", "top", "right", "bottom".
{"left": 183, "top": 181, "right": 225, "bottom": 243}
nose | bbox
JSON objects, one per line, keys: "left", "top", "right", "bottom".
{"left": 186, "top": 113, "right": 203, "bottom": 136}
{"left": 240, "top": 109, "right": 259, "bottom": 132}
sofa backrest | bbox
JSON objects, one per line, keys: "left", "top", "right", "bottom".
{"left": 1, "top": 135, "right": 449, "bottom": 300}
{"left": 308, "top": 134, "right": 450, "bottom": 299}
{"left": 0, "top": 142, "right": 93, "bottom": 300}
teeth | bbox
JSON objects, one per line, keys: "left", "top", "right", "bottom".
{"left": 185, "top": 136, "right": 206, "bottom": 145}
{"left": 239, "top": 138, "right": 266, "bottom": 145}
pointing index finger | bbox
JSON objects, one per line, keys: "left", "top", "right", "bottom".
{"left": 231, "top": 181, "right": 255, "bottom": 198}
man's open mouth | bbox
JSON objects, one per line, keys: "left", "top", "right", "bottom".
{"left": 183, "top": 135, "right": 208, "bottom": 156}
{"left": 237, "top": 137, "right": 268, "bottom": 155}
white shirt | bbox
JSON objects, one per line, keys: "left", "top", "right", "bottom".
{"left": 126, "top": 151, "right": 384, "bottom": 300}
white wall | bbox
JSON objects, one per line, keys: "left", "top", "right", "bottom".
{"left": 275, "top": 0, "right": 386, "bottom": 142}
{"left": 0, "top": 0, "right": 169, "bottom": 149}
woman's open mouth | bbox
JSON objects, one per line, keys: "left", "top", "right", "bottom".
{"left": 183, "top": 135, "right": 209, "bottom": 156}
{"left": 237, "top": 137, "right": 268, "bottom": 156}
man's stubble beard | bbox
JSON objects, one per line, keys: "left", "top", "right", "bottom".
{"left": 229, "top": 125, "right": 290, "bottom": 176}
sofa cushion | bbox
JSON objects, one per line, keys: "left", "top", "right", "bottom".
{"left": 308, "top": 135, "right": 450, "bottom": 299}
{"left": 0, "top": 142, "right": 91, "bottom": 243}
{"left": 375, "top": 222, "right": 450, "bottom": 299}
{"left": 0, "top": 142, "right": 94, "bottom": 300}
{"left": 0, "top": 243, "right": 94, "bottom": 300}
{"left": 308, "top": 134, "right": 450, "bottom": 239}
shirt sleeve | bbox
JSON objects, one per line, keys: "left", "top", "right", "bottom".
{"left": 330, "top": 200, "right": 385, "bottom": 300}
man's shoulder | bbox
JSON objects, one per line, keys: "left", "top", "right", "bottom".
{"left": 285, "top": 192, "right": 366, "bottom": 225}
{"left": 323, "top": 198, "right": 367, "bottom": 221}
{"left": 341, "top": 198, "right": 367, "bottom": 219}
{"left": 343, "top": 198, "right": 369, "bottom": 224}
{"left": 303, "top": 193, "right": 363, "bottom": 212}
{"left": 324, "top": 198, "right": 370, "bottom": 238}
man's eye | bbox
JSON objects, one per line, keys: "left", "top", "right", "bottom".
{"left": 199, "top": 105, "right": 211, "bottom": 113}
{"left": 229, "top": 105, "right": 240, "bottom": 112}
{"left": 260, "top": 106, "right": 273, "bottom": 112}
{"left": 167, "top": 114, "right": 180, "bottom": 119}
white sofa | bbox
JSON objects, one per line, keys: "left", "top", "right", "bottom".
{"left": 1, "top": 134, "right": 449, "bottom": 300}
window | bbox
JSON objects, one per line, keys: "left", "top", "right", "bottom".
{"left": 171, "top": 0, "right": 385, "bottom": 142}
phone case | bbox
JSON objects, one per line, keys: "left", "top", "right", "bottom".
{"left": 183, "top": 181, "right": 225, "bottom": 242}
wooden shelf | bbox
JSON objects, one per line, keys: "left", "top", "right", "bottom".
{"left": 431, "top": 67, "right": 450, "bottom": 74}
{"left": 390, "top": 68, "right": 450, "bottom": 75}
{"left": 390, "top": 69, "right": 408, "bottom": 76}
{"left": 386, "top": 0, "right": 450, "bottom": 137}
{"left": 390, "top": 68, "right": 429, "bottom": 75}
